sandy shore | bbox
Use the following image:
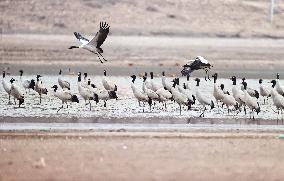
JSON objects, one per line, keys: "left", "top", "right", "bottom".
{"left": 1, "top": 131, "right": 284, "bottom": 181}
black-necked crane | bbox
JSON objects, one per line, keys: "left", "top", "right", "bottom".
{"left": 130, "top": 75, "right": 150, "bottom": 111}
{"left": 231, "top": 76, "right": 245, "bottom": 113}
{"left": 69, "top": 22, "right": 110, "bottom": 63}
{"left": 194, "top": 78, "right": 214, "bottom": 117}
{"left": 77, "top": 75, "right": 94, "bottom": 110}
{"left": 259, "top": 79, "right": 270, "bottom": 104}
{"left": 10, "top": 78, "right": 25, "bottom": 107}
{"left": 269, "top": 80, "right": 284, "bottom": 124}
{"left": 161, "top": 72, "right": 172, "bottom": 91}
{"left": 181, "top": 56, "right": 212, "bottom": 81}
{"left": 220, "top": 85, "right": 238, "bottom": 115}
{"left": 276, "top": 73, "right": 284, "bottom": 96}
{"left": 241, "top": 81, "right": 260, "bottom": 120}
{"left": 142, "top": 76, "right": 158, "bottom": 111}
{"left": 212, "top": 73, "right": 225, "bottom": 110}
{"left": 241, "top": 78, "right": 259, "bottom": 99}
{"left": 58, "top": 69, "right": 70, "bottom": 90}
{"left": 102, "top": 70, "right": 117, "bottom": 91}
{"left": 51, "top": 85, "right": 79, "bottom": 112}
{"left": 149, "top": 72, "right": 161, "bottom": 92}
{"left": 19, "top": 70, "right": 35, "bottom": 93}
{"left": 35, "top": 75, "right": 48, "bottom": 104}
{"left": 171, "top": 78, "right": 195, "bottom": 114}
{"left": 2, "top": 71, "right": 12, "bottom": 104}
{"left": 175, "top": 78, "right": 195, "bottom": 106}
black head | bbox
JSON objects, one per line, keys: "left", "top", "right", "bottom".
{"left": 231, "top": 76, "right": 236, "bottom": 81}
{"left": 194, "top": 78, "right": 200, "bottom": 86}
{"left": 71, "top": 95, "right": 79, "bottom": 103}
{"left": 78, "top": 72, "right": 82, "bottom": 76}
{"left": 91, "top": 84, "right": 96, "bottom": 88}
{"left": 242, "top": 77, "right": 246, "bottom": 82}
{"left": 77, "top": 74, "right": 81, "bottom": 82}
{"left": 242, "top": 81, "right": 247, "bottom": 90}
{"left": 84, "top": 73, "right": 88, "bottom": 78}
{"left": 191, "top": 95, "right": 196, "bottom": 105}
{"left": 10, "top": 78, "right": 15, "bottom": 83}
{"left": 270, "top": 80, "right": 276, "bottom": 88}
{"left": 144, "top": 72, "right": 147, "bottom": 77}
{"left": 94, "top": 94, "right": 99, "bottom": 103}
{"left": 59, "top": 69, "right": 62, "bottom": 75}
{"left": 186, "top": 75, "right": 190, "bottom": 81}
{"left": 150, "top": 72, "right": 154, "bottom": 79}
{"left": 231, "top": 76, "right": 236, "bottom": 85}
{"left": 36, "top": 75, "right": 42, "bottom": 80}
{"left": 183, "top": 83, "right": 186, "bottom": 89}
{"left": 143, "top": 76, "right": 147, "bottom": 82}
{"left": 162, "top": 72, "right": 165, "bottom": 76}
{"left": 220, "top": 84, "right": 224, "bottom": 90}
{"left": 175, "top": 78, "right": 180, "bottom": 85}
{"left": 130, "top": 75, "right": 136, "bottom": 83}
{"left": 19, "top": 70, "right": 23, "bottom": 76}
{"left": 277, "top": 73, "right": 280, "bottom": 79}
{"left": 3, "top": 71, "right": 5, "bottom": 78}
{"left": 114, "top": 85, "right": 118, "bottom": 92}
{"left": 226, "top": 91, "right": 230, "bottom": 95}
{"left": 212, "top": 73, "right": 217, "bottom": 83}
{"left": 259, "top": 79, "right": 263, "bottom": 84}
{"left": 194, "top": 78, "right": 200, "bottom": 82}
{"left": 51, "top": 85, "right": 58, "bottom": 91}
{"left": 87, "top": 79, "right": 91, "bottom": 85}
{"left": 109, "top": 91, "right": 118, "bottom": 99}
{"left": 210, "top": 100, "right": 215, "bottom": 109}
{"left": 103, "top": 70, "right": 107, "bottom": 76}
{"left": 29, "top": 79, "right": 35, "bottom": 90}
{"left": 171, "top": 78, "right": 177, "bottom": 88}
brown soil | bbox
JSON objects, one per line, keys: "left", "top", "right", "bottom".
{"left": 1, "top": 132, "right": 284, "bottom": 181}
{"left": 2, "top": 0, "right": 284, "bottom": 38}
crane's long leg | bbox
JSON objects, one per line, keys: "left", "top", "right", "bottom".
{"left": 96, "top": 53, "right": 104, "bottom": 63}
{"left": 98, "top": 52, "right": 108, "bottom": 62}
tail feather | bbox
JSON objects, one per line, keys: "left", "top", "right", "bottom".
{"left": 210, "top": 100, "right": 215, "bottom": 109}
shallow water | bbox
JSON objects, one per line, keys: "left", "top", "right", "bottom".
{"left": 0, "top": 75, "right": 282, "bottom": 121}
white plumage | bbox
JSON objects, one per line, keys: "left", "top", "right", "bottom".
{"left": 2, "top": 71, "right": 12, "bottom": 104}
{"left": 231, "top": 76, "right": 245, "bottom": 108}
{"left": 194, "top": 78, "right": 214, "bottom": 117}
{"left": 69, "top": 22, "right": 110, "bottom": 63}
{"left": 270, "top": 80, "right": 284, "bottom": 122}
{"left": 51, "top": 85, "right": 79, "bottom": 112}
{"left": 242, "top": 82, "right": 260, "bottom": 119}
{"left": 212, "top": 73, "right": 225, "bottom": 104}
{"left": 161, "top": 72, "right": 172, "bottom": 91}
{"left": 35, "top": 75, "right": 48, "bottom": 104}
{"left": 102, "top": 70, "right": 117, "bottom": 91}
{"left": 130, "top": 75, "right": 150, "bottom": 109}
{"left": 77, "top": 76, "right": 94, "bottom": 110}
{"left": 10, "top": 78, "right": 25, "bottom": 107}
{"left": 171, "top": 78, "right": 193, "bottom": 114}
{"left": 259, "top": 79, "right": 270, "bottom": 104}
{"left": 276, "top": 73, "right": 284, "bottom": 95}
{"left": 58, "top": 69, "right": 70, "bottom": 90}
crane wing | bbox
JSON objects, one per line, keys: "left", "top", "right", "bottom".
{"left": 88, "top": 22, "right": 110, "bottom": 49}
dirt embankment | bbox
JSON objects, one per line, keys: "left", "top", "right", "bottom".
{"left": 2, "top": 0, "right": 284, "bottom": 38}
